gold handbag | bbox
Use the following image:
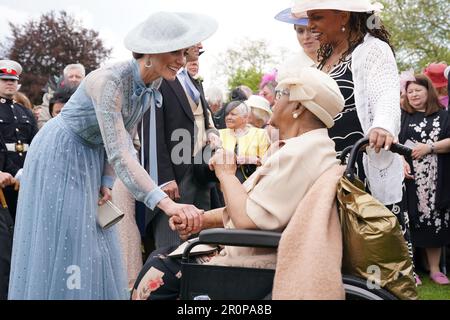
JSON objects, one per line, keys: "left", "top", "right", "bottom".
{"left": 337, "top": 176, "right": 417, "bottom": 300}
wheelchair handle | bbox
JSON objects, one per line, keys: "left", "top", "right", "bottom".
{"left": 345, "top": 137, "right": 412, "bottom": 181}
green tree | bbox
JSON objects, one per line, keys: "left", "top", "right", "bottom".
{"left": 381, "top": 0, "right": 450, "bottom": 71}
{"left": 216, "top": 38, "right": 276, "bottom": 93}
{"left": 1, "top": 11, "right": 111, "bottom": 104}
{"left": 227, "top": 67, "right": 263, "bottom": 93}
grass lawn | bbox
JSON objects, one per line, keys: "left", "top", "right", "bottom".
{"left": 416, "top": 273, "right": 450, "bottom": 300}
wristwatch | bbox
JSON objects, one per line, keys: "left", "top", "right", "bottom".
{"left": 429, "top": 142, "right": 435, "bottom": 154}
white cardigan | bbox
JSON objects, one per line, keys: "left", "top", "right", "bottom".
{"left": 352, "top": 34, "right": 403, "bottom": 205}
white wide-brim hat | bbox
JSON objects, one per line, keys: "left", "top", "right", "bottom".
{"left": 124, "top": 11, "right": 218, "bottom": 54}
{"left": 292, "top": 0, "right": 383, "bottom": 17}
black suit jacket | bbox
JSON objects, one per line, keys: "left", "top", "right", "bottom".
{"left": 139, "top": 75, "right": 214, "bottom": 186}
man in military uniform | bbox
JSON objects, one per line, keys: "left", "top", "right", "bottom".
{"left": 0, "top": 134, "right": 18, "bottom": 300}
{"left": 0, "top": 60, "right": 38, "bottom": 219}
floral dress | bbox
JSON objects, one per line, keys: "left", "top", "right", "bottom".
{"left": 401, "top": 111, "right": 450, "bottom": 247}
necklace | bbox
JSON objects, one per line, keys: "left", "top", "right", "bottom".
{"left": 323, "top": 43, "right": 348, "bottom": 73}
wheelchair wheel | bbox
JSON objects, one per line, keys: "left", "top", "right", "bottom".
{"left": 343, "top": 275, "right": 398, "bottom": 300}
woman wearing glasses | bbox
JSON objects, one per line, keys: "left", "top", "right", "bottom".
{"left": 131, "top": 66, "right": 345, "bottom": 300}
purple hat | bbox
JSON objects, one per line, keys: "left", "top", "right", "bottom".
{"left": 274, "top": 8, "right": 308, "bottom": 26}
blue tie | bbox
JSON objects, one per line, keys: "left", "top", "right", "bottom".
{"left": 179, "top": 68, "right": 200, "bottom": 105}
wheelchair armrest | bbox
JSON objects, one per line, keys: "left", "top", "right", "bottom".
{"left": 182, "top": 228, "right": 281, "bottom": 262}
{"left": 199, "top": 228, "right": 281, "bottom": 248}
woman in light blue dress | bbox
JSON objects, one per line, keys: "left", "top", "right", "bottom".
{"left": 8, "top": 12, "right": 218, "bottom": 300}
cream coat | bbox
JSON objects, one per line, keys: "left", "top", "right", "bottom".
{"left": 205, "top": 129, "right": 339, "bottom": 269}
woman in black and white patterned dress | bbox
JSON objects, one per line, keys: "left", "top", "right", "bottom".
{"left": 327, "top": 57, "right": 364, "bottom": 157}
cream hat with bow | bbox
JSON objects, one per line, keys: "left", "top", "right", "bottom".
{"left": 276, "top": 66, "right": 344, "bottom": 128}
{"left": 125, "top": 12, "right": 218, "bottom": 54}
{"left": 292, "top": 0, "right": 383, "bottom": 17}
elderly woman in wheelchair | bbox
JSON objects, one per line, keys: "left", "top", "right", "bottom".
{"left": 131, "top": 66, "right": 349, "bottom": 300}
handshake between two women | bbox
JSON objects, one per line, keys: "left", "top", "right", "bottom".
{"left": 168, "top": 148, "right": 237, "bottom": 239}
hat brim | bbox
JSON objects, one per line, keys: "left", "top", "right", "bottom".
{"left": 430, "top": 81, "right": 448, "bottom": 88}
{"left": 125, "top": 12, "right": 218, "bottom": 54}
{"left": 249, "top": 105, "right": 272, "bottom": 115}
{"left": 275, "top": 8, "right": 308, "bottom": 26}
{"left": 292, "top": 2, "right": 383, "bottom": 17}
{"left": 302, "top": 100, "right": 334, "bottom": 128}
{"left": 0, "top": 75, "right": 19, "bottom": 81}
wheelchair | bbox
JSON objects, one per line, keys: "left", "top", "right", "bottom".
{"left": 179, "top": 138, "right": 412, "bottom": 300}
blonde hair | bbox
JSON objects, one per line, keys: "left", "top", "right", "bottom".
{"left": 14, "top": 91, "right": 34, "bottom": 110}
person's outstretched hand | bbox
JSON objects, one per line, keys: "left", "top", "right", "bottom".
{"left": 169, "top": 215, "right": 194, "bottom": 241}
{"left": 0, "top": 172, "right": 14, "bottom": 189}
{"left": 209, "top": 148, "right": 237, "bottom": 179}
{"left": 162, "top": 181, "right": 180, "bottom": 201}
{"left": 159, "top": 198, "right": 203, "bottom": 236}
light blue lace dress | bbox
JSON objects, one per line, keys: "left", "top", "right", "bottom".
{"left": 8, "top": 59, "right": 167, "bottom": 300}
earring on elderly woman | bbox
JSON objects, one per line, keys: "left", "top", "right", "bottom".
{"left": 145, "top": 58, "right": 153, "bottom": 68}
{"left": 293, "top": 104, "right": 305, "bottom": 119}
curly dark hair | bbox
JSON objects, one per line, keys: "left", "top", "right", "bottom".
{"left": 49, "top": 86, "right": 76, "bottom": 117}
{"left": 318, "top": 12, "right": 394, "bottom": 70}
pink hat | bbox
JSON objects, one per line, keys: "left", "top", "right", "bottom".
{"left": 424, "top": 63, "right": 448, "bottom": 89}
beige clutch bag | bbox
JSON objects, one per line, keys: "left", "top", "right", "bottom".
{"left": 97, "top": 200, "right": 125, "bottom": 229}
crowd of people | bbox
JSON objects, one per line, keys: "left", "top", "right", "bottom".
{"left": 0, "top": 0, "right": 449, "bottom": 300}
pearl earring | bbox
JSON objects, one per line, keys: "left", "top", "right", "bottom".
{"left": 145, "top": 59, "right": 153, "bottom": 68}
{"left": 293, "top": 113, "right": 299, "bottom": 119}
{"left": 341, "top": 26, "right": 346, "bottom": 33}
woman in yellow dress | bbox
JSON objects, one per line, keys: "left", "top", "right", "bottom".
{"left": 219, "top": 101, "right": 270, "bottom": 182}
